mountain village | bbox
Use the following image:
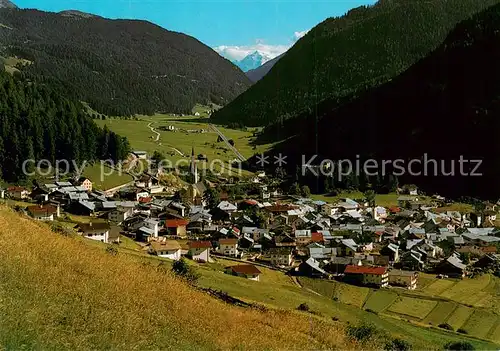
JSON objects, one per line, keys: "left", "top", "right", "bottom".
{"left": 4, "top": 149, "right": 500, "bottom": 290}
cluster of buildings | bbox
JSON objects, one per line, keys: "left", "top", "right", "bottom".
{"left": 4, "top": 156, "right": 500, "bottom": 287}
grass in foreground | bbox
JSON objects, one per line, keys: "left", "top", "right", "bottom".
{"left": 0, "top": 206, "right": 353, "bottom": 351}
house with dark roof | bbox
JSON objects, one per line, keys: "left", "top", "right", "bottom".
{"left": 225, "top": 264, "right": 261, "bottom": 281}
{"left": 27, "top": 204, "right": 59, "bottom": 221}
{"left": 436, "top": 254, "right": 467, "bottom": 278}
{"left": 75, "top": 222, "right": 111, "bottom": 243}
{"left": 188, "top": 241, "right": 212, "bottom": 262}
{"left": 325, "top": 257, "right": 362, "bottom": 274}
{"left": 343, "top": 265, "right": 389, "bottom": 287}
{"left": 296, "top": 257, "right": 328, "bottom": 278}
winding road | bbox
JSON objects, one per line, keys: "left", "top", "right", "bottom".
{"left": 209, "top": 124, "right": 247, "bottom": 162}
{"left": 147, "top": 122, "right": 185, "bottom": 156}
{"left": 148, "top": 122, "right": 161, "bottom": 141}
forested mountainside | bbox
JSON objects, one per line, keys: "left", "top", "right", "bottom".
{"left": 0, "top": 8, "right": 251, "bottom": 116}
{"left": 262, "top": 2, "right": 500, "bottom": 200}
{"left": 212, "top": 0, "right": 500, "bottom": 127}
{"left": 0, "top": 69, "right": 129, "bottom": 181}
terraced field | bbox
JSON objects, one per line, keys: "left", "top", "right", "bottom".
{"left": 446, "top": 305, "right": 474, "bottom": 330}
{"left": 363, "top": 290, "right": 398, "bottom": 313}
{"left": 423, "top": 301, "right": 457, "bottom": 326}
{"left": 440, "top": 275, "right": 492, "bottom": 306}
{"left": 425, "top": 279, "right": 456, "bottom": 295}
{"left": 462, "top": 310, "right": 498, "bottom": 339}
{"left": 388, "top": 297, "right": 438, "bottom": 319}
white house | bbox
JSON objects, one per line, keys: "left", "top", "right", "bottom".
{"left": 149, "top": 240, "right": 181, "bottom": 260}
{"left": 27, "top": 204, "right": 59, "bottom": 221}
{"left": 217, "top": 238, "right": 239, "bottom": 257}
{"left": 188, "top": 241, "right": 212, "bottom": 262}
{"left": 76, "top": 222, "right": 111, "bottom": 243}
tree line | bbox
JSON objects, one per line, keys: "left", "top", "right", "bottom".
{"left": 0, "top": 69, "right": 130, "bottom": 181}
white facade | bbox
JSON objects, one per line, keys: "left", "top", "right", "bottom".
{"left": 83, "top": 231, "right": 109, "bottom": 243}
{"left": 190, "top": 248, "right": 210, "bottom": 262}
{"left": 157, "top": 248, "right": 181, "bottom": 261}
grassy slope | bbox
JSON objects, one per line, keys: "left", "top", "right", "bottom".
{"left": 1, "top": 206, "right": 497, "bottom": 349}
{"left": 0, "top": 206, "right": 352, "bottom": 350}
{"left": 299, "top": 275, "right": 500, "bottom": 347}
{"left": 95, "top": 115, "right": 272, "bottom": 178}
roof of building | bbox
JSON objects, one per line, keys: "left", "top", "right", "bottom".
{"left": 27, "top": 204, "right": 58, "bottom": 215}
{"left": 388, "top": 269, "right": 417, "bottom": 277}
{"left": 189, "top": 241, "right": 212, "bottom": 249}
{"left": 219, "top": 238, "right": 238, "bottom": 245}
{"left": 150, "top": 240, "right": 181, "bottom": 252}
{"left": 268, "top": 247, "right": 293, "bottom": 255}
{"left": 311, "top": 232, "right": 324, "bottom": 242}
{"left": 165, "top": 219, "right": 189, "bottom": 228}
{"left": 344, "top": 265, "right": 387, "bottom": 275}
{"left": 227, "top": 264, "right": 261, "bottom": 275}
{"left": 76, "top": 222, "right": 111, "bottom": 232}
{"left": 217, "top": 201, "right": 237, "bottom": 211}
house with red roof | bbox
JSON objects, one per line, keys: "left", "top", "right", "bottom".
{"left": 7, "top": 186, "right": 29, "bottom": 200}
{"left": 343, "top": 265, "right": 389, "bottom": 287}
{"left": 165, "top": 219, "right": 189, "bottom": 237}
{"left": 188, "top": 241, "right": 212, "bottom": 262}
{"left": 311, "top": 232, "right": 325, "bottom": 244}
{"left": 225, "top": 264, "right": 261, "bottom": 281}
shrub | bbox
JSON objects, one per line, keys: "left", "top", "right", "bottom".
{"left": 297, "top": 303, "right": 310, "bottom": 312}
{"left": 438, "top": 323, "right": 453, "bottom": 330}
{"left": 457, "top": 328, "right": 468, "bottom": 334}
{"left": 347, "top": 323, "right": 378, "bottom": 343}
{"left": 385, "top": 338, "right": 412, "bottom": 351}
{"left": 444, "top": 341, "right": 475, "bottom": 350}
{"left": 105, "top": 245, "right": 118, "bottom": 256}
{"left": 172, "top": 258, "right": 200, "bottom": 285}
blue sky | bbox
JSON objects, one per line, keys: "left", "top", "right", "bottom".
{"left": 14, "top": 0, "right": 375, "bottom": 60}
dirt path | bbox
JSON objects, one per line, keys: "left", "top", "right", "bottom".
{"left": 147, "top": 122, "right": 160, "bottom": 141}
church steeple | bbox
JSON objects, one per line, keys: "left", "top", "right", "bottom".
{"left": 190, "top": 146, "right": 198, "bottom": 184}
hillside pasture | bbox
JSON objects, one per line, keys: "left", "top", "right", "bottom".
{"left": 461, "top": 310, "right": 498, "bottom": 339}
{"left": 446, "top": 305, "right": 474, "bottom": 330}
{"left": 387, "top": 297, "right": 437, "bottom": 319}
{"left": 363, "top": 290, "right": 398, "bottom": 313}
{"left": 423, "top": 301, "right": 457, "bottom": 326}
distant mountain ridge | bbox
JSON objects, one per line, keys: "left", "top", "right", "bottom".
{"left": 0, "top": 8, "right": 251, "bottom": 116}
{"left": 212, "top": 0, "right": 500, "bottom": 127}
{"left": 246, "top": 53, "right": 283, "bottom": 82}
{"left": 59, "top": 10, "right": 100, "bottom": 18}
{"left": 231, "top": 51, "right": 273, "bottom": 72}
{"left": 0, "top": 0, "right": 16, "bottom": 9}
